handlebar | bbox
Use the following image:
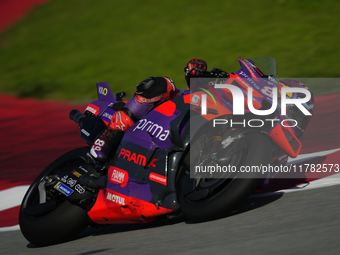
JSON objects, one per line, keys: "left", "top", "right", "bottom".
{"left": 69, "top": 109, "right": 84, "bottom": 125}
{"left": 190, "top": 67, "right": 229, "bottom": 78}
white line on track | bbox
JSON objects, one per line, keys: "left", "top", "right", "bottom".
{"left": 0, "top": 225, "right": 20, "bottom": 232}
{"left": 250, "top": 147, "right": 340, "bottom": 198}
{"left": 0, "top": 185, "right": 29, "bottom": 232}
{"left": 0, "top": 185, "right": 29, "bottom": 211}
{"left": 250, "top": 173, "right": 340, "bottom": 198}
{"left": 288, "top": 147, "right": 340, "bottom": 165}
{"left": 1, "top": 147, "right": 340, "bottom": 232}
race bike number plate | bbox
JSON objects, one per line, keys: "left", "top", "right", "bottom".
{"left": 54, "top": 182, "right": 74, "bottom": 196}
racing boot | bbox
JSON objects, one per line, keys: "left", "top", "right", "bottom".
{"left": 90, "top": 109, "right": 135, "bottom": 162}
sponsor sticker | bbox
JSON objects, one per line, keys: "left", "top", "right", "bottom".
{"left": 102, "top": 112, "right": 113, "bottom": 121}
{"left": 66, "top": 178, "right": 77, "bottom": 187}
{"left": 75, "top": 184, "right": 85, "bottom": 194}
{"left": 78, "top": 166, "right": 88, "bottom": 173}
{"left": 108, "top": 166, "right": 129, "bottom": 187}
{"left": 54, "top": 182, "right": 74, "bottom": 196}
{"left": 106, "top": 192, "right": 126, "bottom": 205}
{"left": 118, "top": 148, "right": 146, "bottom": 166}
{"left": 72, "top": 169, "right": 82, "bottom": 177}
{"left": 61, "top": 175, "right": 68, "bottom": 182}
{"left": 136, "top": 94, "right": 163, "bottom": 103}
{"left": 85, "top": 104, "right": 100, "bottom": 115}
{"left": 149, "top": 172, "right": 167, "bottom": 185}
{"left": 81, "top": 128, "right": 90, "bottom": 137}
{"left": 98, "top": 86, "right": 108, "bottom": 96}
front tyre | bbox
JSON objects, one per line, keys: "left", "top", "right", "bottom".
{"left": 180, "top": 132, "right": 272, "bottom": 222}
{"left": 19, "top": 147, "right": 90, "bottom": 246}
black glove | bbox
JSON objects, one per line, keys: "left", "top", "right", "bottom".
{"left": 184, "top": 58, "right": 207, "bottom": 86}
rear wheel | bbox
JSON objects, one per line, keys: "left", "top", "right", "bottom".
{"left": 19, "top": 147, "right": 91, "bottom": 246}
{"left": 179, "top": 132, "right": 272, "bottom": 222}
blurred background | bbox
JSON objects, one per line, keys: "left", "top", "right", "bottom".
{"left": 1, "top": 2, "right": 340, "bottom": 248}
{"left": 0, "top": 0, "right": 339, "bottom": 102}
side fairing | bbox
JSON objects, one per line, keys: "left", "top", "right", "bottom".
{"left": 108, "top": 99, "right": 183, "bottom": 203}
{"left": 87, "top": 97, "right": 192, "bottom": 224}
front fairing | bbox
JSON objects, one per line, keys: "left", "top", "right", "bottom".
{"left": 236, "top": 56, "right": 278, "bottom": 113}
{"left": 189, "top": 56, "right": 302, "bottom": 158}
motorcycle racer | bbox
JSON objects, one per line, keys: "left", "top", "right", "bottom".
{"left": 90, "top": 58, "right": 208, "bottom": 162}
{"left": 20, "top": 56, "right": 317, "bottom": 246}
{"left": 90, "top": 58, "right": 314, "bottom": 167}
{"left": 90, "top": 76, "right": 175, "bottom": 162}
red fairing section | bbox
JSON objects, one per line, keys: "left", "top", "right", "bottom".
{"left": 85, "top": 104, "right": 100, "bottom": 116}
{"left": 87, "top": 188, "right": 174, "bottom": 224}
{"left": 154, "top": 100, "right": 176, "bottom": 116}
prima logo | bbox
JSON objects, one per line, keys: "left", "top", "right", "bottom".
{"left": 200, "top": 84, "right": 312, "bottom": 116}
{"left": 133, "top": 119, "right": 170, "bottom": 141}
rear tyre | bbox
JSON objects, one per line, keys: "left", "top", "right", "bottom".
{"left": 179, "top": 132, "right": 272, "bottom": 222}
{"left": 19, "top": 147, "right": 90, "bottom": 246}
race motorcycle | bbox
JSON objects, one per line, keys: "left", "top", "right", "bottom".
{"left": 19, "top": 56, "right": 313, "bottom": 246}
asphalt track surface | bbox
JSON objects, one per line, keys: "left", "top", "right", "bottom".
{"left": 0, "top": 93, "right": 339, "bottom": 254}
{"left": 1, "top": 185, "right": 340, "bottom": 255}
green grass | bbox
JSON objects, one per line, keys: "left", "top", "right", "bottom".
{"left": 0, "top": 0, "right": 340, "bottom": 102}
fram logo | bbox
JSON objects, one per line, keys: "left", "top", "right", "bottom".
{"left": 118, "top": 148, "right": 146, "bottom": 166}
{"left": 108, "top": 166, "right": 129, "bottom": 187}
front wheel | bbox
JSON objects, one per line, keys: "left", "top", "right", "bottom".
{"left": 19, "top": 147, "right": 91, "bottom": 246}
{"left": 179, "top": 132, "right": 272, "bottom": 222}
